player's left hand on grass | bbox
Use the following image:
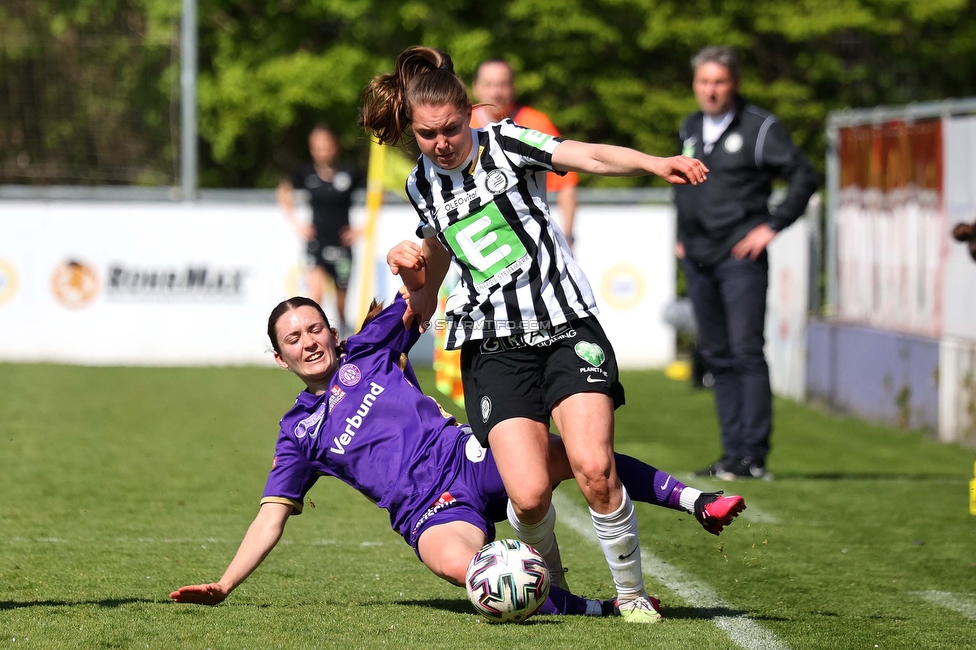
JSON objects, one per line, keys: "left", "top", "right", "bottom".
{"left": 170, "top": 583, "right": 230, "bottom": 605}
{"left": 654, "top": 155, "right": 708, "bottom": 185}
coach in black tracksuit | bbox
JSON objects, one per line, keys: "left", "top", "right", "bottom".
{"left": 676, "top": 46, "right": 818, "bottom": 481}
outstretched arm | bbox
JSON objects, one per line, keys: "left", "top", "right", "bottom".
{"left": 551, "top": 141, "right": 708, "bottom": 185}
{"left": 169, "top": 502, "right": 291, "bottom": 605}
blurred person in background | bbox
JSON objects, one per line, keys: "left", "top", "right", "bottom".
{"left": 470, "top": 59, "right": 580, "bottom": 248}
{"left": 677, "top": 46, "right": 818, "bottom": 481}
{"left": 277, "top": 124, "right": 365, "bottom": 336}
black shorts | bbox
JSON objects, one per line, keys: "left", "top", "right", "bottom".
{"left": 306, "top": 241, "right": 352, "bottom": 290}
{"left": 460, "top": 316, "right": 626, "bottom": 447}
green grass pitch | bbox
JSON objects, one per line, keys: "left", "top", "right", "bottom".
{"left": 1, "top": 362, "right": 974, "bottom": 648}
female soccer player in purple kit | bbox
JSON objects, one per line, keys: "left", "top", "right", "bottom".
{"left": 169, "top": 292, "right": 744, "bottom": 616}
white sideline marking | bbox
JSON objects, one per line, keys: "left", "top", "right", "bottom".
{"left": 912, "top": 591, "right": 976, "bottom": 622}
{"left": 552, "top": 492, "right": 788, "bottom": 650}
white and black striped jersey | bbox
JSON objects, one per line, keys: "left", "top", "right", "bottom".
{"left": 406, "top": 119, "right": 598, "bottom": 349}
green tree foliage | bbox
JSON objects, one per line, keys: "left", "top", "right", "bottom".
{"left": 3, "top": 0, "right": 976, "bottom": 187}
{"left": 0, "top": 0, "right": 179, "bottom": 185}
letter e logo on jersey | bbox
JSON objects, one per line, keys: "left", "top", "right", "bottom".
{"left": 480, "top": 396, "right": 492, "bottom": 422}
{"left": 444, "top": 203, "right": 528, "bottom": 288}
{"left": 457, "top": 216, "right": 510, "bottom": 272}
{"left": 484, "top": 169, "right": 508, "bottom": 195}
{"left": 574, "top": 341, "right": 606, "bottom": 367}
{"left": 724, "top": 133, "right": 743, "bottom": 154}
{"left": 518, "top": 129, "right": 551, "bottom": 148}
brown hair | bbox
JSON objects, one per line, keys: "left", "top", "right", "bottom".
{"left": 267, "top": 297, "right": 396, "bottom": 360}
{"left": 359, "top": 46, "right": 470, "bottom": 146}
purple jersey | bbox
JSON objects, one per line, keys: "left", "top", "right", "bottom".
{"left": 261, "top": 293, "right": 469, "bottom": 541}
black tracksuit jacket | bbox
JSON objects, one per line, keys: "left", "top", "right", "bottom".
{"left": 674, "top": 97, "right": 819, "bottom": 266}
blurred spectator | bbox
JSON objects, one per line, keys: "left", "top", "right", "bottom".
{"left": 470, "top": 60, "right": 579, "bottom": 248}
{"left": 277, "top": 124, "right": 365, "bottom": 335}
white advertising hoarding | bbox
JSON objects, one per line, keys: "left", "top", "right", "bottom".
{"left": 0, "top": 200, "right": 681, "bottom": 369}
{"left": 0, "top": 201, "right": 298, "bottom": 365}
{"left": 0, "top": 197, "right": 810, "bottom": 385}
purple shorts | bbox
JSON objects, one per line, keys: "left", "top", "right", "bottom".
{"left": 407, "top": 428, "right": 508, "bottom": 559}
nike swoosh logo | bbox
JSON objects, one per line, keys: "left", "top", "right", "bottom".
{"left": 617, "top": 545, "right": 639, "bottom": 561}
{"left": 586, "top": 376, "right": 607, "bottom": 383}
{"left": 659, "top": 477, "right": 670, "bottom": 490}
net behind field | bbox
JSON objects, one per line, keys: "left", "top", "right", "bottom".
{"left": 0, "top": 10, "right": 179, "bottom": 186}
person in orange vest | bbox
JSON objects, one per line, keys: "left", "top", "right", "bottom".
{"left": 471, "top": 59, "right": 579, "bottom": 248}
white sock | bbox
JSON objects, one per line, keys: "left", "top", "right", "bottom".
{"left": 589, "top": 486, "right": 645, "bottom": 601}
{"left": 506, "top": 500, "right": 561, "bottom": 572}
{"left": 679, "top": 487, "right": 703, "bottom": 514}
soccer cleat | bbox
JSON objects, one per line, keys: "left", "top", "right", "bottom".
{"left": 694, "top": 491, "right": 747, "bottom": 535}
{"left": 715, "top": 457, "right": 774, "bottom": 481}
{"left": 616, "top": 595, "right": 662, "bottom": 623}
{"left": 688, "top": 456, "right": 733, "bottom": 479}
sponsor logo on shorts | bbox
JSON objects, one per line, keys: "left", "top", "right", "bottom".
{"left": 338, "top": 364, "right": 361, "bottom": 386}
{"left": 580, "top": 365, "right": 609, "bottom": 380}
{"left": 480, "top": 396, "right": 492, "bottom": 423}
{"left": 479, "top": 324, "right": 576, "bottom": 354}
{"left": 465, "top": 434, "right": 487, "bottom": 463}
{"left": 411, "top": 491, "right": 458, "bottom": 537}
{"left": 574, "top": 341, "right": 606, "bottom": 367}
{"left": 328, "top": 385, "right": 346, "bottom": 413}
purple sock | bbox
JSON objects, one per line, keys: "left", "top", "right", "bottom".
{"left": 613, "top": 452, "right": 687, "bottom": 511}
{"left": 537, "top": 584, "right": 592, "bottom": 616}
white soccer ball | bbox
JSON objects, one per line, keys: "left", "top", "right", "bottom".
{"left": 464, "top": 538, "right": 551, "bottom": 623}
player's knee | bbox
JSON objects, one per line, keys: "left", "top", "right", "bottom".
{"left": 573, "top": 465, "right": 617, "bottom": 506}
{"left": 508, "top": 493, "right": 550, "bottom": 522}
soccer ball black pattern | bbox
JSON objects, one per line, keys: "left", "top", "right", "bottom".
{"left": 464, "top": 539, "right": 551, "bottom": 623}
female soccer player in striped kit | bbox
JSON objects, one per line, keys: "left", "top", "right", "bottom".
{"left": 360, "top": 46, "right": 712, "bottom": 623}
